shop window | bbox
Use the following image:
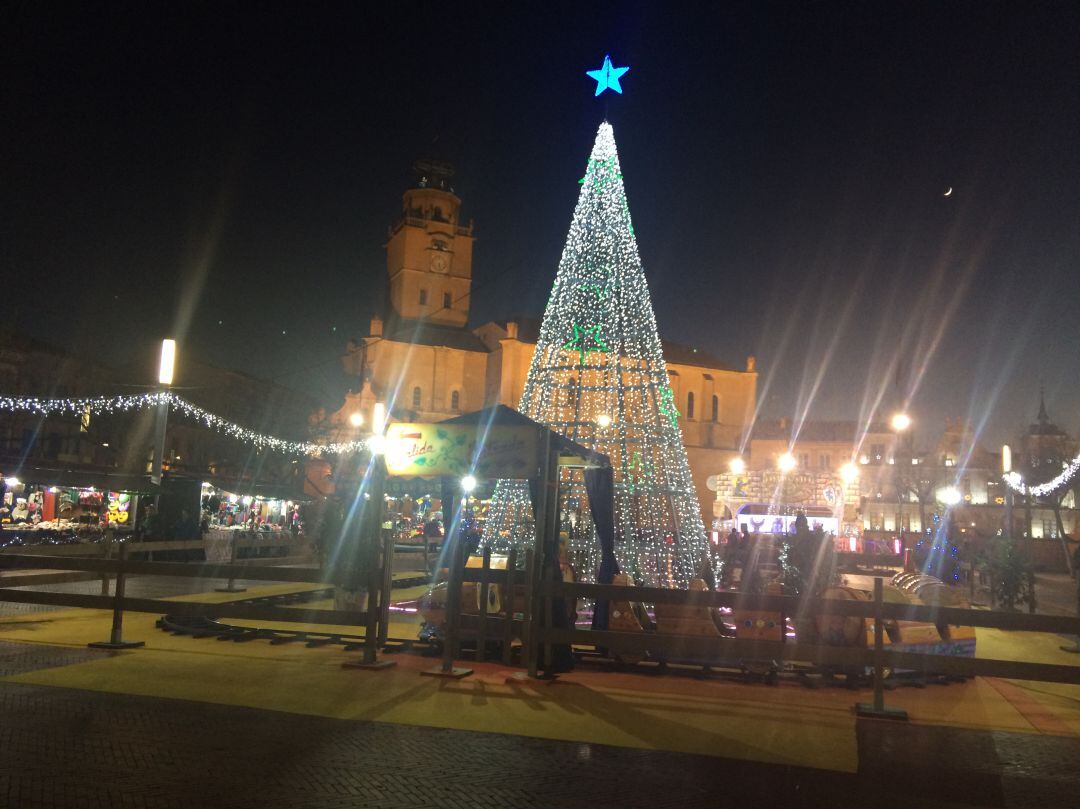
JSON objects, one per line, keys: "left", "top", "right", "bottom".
{"left": 412, "top": 386, "right": 422, "bottom": 409}
{"left": 820, "top": 454, "right": 831, "bottom": 469}
{"left": 450, "top": 390, "right": 460, "bottom": 411}
{"left": 799, "top": 453, "right": 810, "bottom": 468}
{"left": 686, "top": 392, "right": 695, "bottom": 420}
{"left": 443, "top": 292, "right": 452, "bottom": 309}
{"left": 711, "top": 395, "right": 719, "bottom": 422}
{"left": 419, "top": 289, "right": 428, "bottom": 306}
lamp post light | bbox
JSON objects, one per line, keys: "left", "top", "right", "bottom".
{"left": 936, "top": 485, "right": 962, "bottom": 507}
{"left": 890, "top": 412, "right": 912, "bottom": 432}
{"left": 150, "top": 339, "right": 175, "bottom": 486}
{"left": 777, "top": 452, "right": 797, "bottom": 473}
{"left": 728, "top": 456, "right": 746, "bottom": 475}
{"left": 371, "top": 402, "right": 387, "bottom": 436}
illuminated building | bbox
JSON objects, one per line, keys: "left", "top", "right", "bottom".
{"left": 330, "top": 163, "right": 757, "bottom": 517}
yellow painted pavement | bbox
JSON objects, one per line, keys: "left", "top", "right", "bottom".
{"left": 1, "top": 584, "right": 1078, "bottom": 774}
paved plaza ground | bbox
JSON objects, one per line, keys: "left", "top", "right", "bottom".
{"left": 1, "top": 572, "right": 1079, "bottom": 807}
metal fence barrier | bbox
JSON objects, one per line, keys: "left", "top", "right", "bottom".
{"left": 0, "top": 548, "right": 392, "bottom": 669}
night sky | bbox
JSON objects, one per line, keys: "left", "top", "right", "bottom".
{"left": 4, "top": 2, "right": 1078, "bottom": 448}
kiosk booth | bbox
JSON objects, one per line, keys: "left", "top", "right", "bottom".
{"left": 343, "top": 405, "right": 614, "bottom": 676}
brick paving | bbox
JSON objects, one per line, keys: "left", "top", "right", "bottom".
{"left": 1, "top": 635, "right": 1079, "bottom": 809}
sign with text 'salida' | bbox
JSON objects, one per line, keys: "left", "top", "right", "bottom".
{"left": 383, "top": 423, "right": 537, "bottom": 479}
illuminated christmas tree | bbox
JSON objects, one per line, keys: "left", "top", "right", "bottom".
{"left": 483, "top": 122, "right": 707, "bottom": 587}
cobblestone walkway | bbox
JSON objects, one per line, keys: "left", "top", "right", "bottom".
{"left": 2, "top": 638, "right": 1078, "bottom": 809}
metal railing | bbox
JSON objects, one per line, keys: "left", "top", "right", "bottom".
{"left": 520, "top": 578, "right": 1080, "bottom": 717}
{"left": 0, "top": 532, "right": 395, "bottom": 669}
{"left": 5, "top": 542, "right": 1078, "bottom": 704}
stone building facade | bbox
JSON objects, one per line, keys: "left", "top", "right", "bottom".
{"left": 326, "top": 168, "right": 758, "bottom": 517}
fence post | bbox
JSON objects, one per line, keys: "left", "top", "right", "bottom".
{"left": 100, "top": 527, "right": 115, "bottom": 596}
{"left": 422, "top": 528, "right": 472, "bottom": 678}
{"left": 855, "top": 577, "right": 907, "bottom": 720}
{"left": 88, "top": 543, "right": 144, "bottom": 650}
{"left": 1062, "top": 574, "right": 1080, "bottom": 654}
{"left": 343, "top": 525, "right": 396, "bottom": 671}
{"left": 378, "top": 525, "right": 394, "bottom": 647}
{"left": 524, "top": 547, "right": 539, "bottom": 678}
{"left": 215, "top": 532, "right": 247, "bottom": 593}
{"left": 502, "top": 548, "right": 518, "bottom": 665}
{"left": 476, "top": 547, "right": 491, "bottom": 663}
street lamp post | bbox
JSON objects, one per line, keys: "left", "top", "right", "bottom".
{"left": 1002, "top": 445, "right": 1013, "bottom": 544}
{"left": 150, "top": 339, "right": 175, "bottom": 487}
{"left": 891, "top": 412, "right": 911, "bottom": 555}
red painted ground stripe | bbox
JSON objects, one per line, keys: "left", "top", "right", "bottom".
{"left": 984, "top": 677, "right": 1075, "bottom": 735}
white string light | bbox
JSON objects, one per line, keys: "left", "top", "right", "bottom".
{"left": 0, "top": 392, "right": 372, "bottom": 457}
{"left": 1003, "top": 455, "right": 1080, "bottom": 498}
{"left": 483, "top": 122, "right": 707, "bottom": 587}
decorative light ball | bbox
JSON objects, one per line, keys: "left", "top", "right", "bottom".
{"left": 596, "top": 414, "right": 612, "bottom": 429}
{"left": 891, "top": 412, "right": 912, "bottom": 432}
{"left": 777, "top": 452, "right": 797, "bottom": 473}
{"left": 728, "top": 457, "right": 746, "bottom": 475}
{"left": 840, "top": 462, "right": 859, "bottom": 484}
{"left": 348, "top": 412, "right": 364, "bottom": 427}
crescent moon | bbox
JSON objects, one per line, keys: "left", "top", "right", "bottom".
{"left": 944, "top": 187, "right": 953, "bottom": 197}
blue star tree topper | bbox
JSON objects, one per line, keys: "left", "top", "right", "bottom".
{"left": 586, "top": 54, "right": 629, "bottom": 96}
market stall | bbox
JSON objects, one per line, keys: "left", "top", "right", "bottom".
{"left": 1, "top": 470, "right": 149, "bottom": 549}
{"left": 200, "top": 481, "right": 308, "bottom": 561}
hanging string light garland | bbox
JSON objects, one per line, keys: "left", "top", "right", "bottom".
{"left": 0, "top": 392, "right": 371, "bottom": 456}
{"left": 1003, "top": 455, "right": 1080, "bottom": 498}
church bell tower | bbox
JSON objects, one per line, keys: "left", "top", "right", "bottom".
{"left": 385, "top": 160, "right": 474, "bottom": 328}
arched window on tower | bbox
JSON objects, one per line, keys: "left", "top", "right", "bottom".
{"left": 412, "top": 386, "right": 422, "bottom": 410}
{"left": 712, "top": 395, "right": 719, "bottom": 422}
{"left": 450, "top": 390, "right": 460, "bottom": 411}
{"left": 686, "top": 391, "right": 695, "bottom": 420}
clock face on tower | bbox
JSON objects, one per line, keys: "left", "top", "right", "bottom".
{"left": 430, "top": 252, "right": 448, "bottom": 273}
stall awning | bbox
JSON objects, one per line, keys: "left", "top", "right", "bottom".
{"left": 440, "top": 405, "right": 610, "bottom": 469}
{"left": 183, "top": 473, "right": 311, "bottom": 502}
{"left": 0, "top": 462, "right": 159, "bottom": 494}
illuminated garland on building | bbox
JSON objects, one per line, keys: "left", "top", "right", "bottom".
{"left": 1003, "top": 455, "right": 1080, "bottom": 498}
{"left": 482, "top": 122, "right": 708, "bottom": 588}
{"left": 0, "top": 392, "right": 370, "bottom": 456}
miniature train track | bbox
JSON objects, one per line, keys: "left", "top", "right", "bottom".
{"left": 155, "top": 585, "right": 434, "bottom": 652}
{"left": 158, "top": 610, "right": 965, "bottom": 690}
{"left": 156, "top": 579, "right": 971, "bottom": 690}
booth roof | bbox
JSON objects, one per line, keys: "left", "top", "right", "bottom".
{"left": 0, "top": 463, "right": 159, "bottom": 494}
{"left": 185, "top": 474, "right": 311, "bottom": 502}
{"left": 440, "top": 405, "right": 610, "bottom": 469}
